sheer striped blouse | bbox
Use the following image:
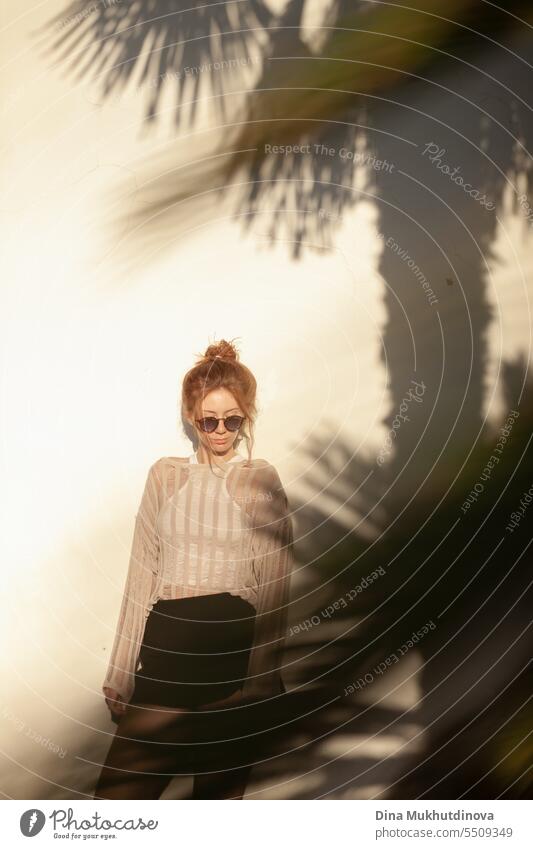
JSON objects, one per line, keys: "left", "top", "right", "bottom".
{"left": 102, "top": 452, "right": 294, "bottom": 704}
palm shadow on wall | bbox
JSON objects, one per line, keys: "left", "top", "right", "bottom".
{"left": 50, "top": 358, "right": 531, "bottom": 802}
{"left": 40, "top": 0, "right": 274, "bottom": 125}
{"left": 272, "top": 354, "right": 532, "bottom": 799}
{"left": 38, "top": 0, "right": 533, "bottom": 798}
{"left": 39, "top": 0, "right": 532, "bottom": 485}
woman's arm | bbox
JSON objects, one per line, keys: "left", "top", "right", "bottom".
{"left": 102, "top": 460, "right": 162, "bottom": 706}
{"left": 241, "top": 463, "right": 294, "bottom": 701}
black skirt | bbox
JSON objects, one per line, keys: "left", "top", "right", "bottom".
{"left": 130, "top": 592, "right": 256, "bottom": 708}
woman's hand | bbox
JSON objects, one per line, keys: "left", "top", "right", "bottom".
{"left": 103, "top": 687, "right": 127, "bottom": 721}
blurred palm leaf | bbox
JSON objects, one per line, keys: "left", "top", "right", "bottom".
{"left": 40, "top": 0, "right": 273, "bottom": 126}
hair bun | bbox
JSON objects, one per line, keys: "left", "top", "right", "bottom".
{"left": 203, "top": 339, "right": 239, "bottom": 362}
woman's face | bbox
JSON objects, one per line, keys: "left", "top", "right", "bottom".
{"left": 189, "top": 387, "right": 244, "bottom": 456}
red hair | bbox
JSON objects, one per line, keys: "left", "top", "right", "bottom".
{"left": 181, "top": 338, "right": 257, "bottom": 471}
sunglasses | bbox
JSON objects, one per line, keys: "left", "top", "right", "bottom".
{"left": 195, "top": 415, "right": 245, "bottom": 433}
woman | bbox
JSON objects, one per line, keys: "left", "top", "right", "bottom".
{"left": 94, "top": 339, "right": 294, "bottom": 799}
